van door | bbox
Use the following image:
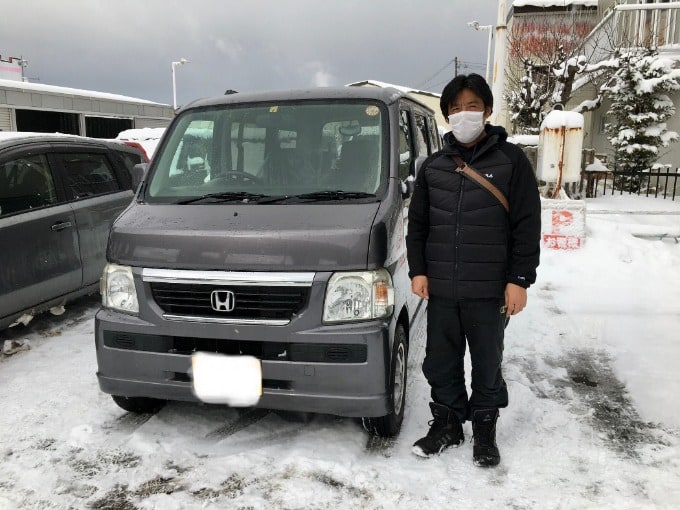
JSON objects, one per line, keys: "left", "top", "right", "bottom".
{"left": 0, "top": 151, "right": 81, "bottom": 321}
{"left": 53, "top": 151, "right": 134, "bottom": 287}
{"left": 396, "top": 107, "right": 422, "bottom": 316}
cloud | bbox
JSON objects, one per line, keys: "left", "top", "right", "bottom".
{"left": 214, "top": 39, "right": 243, "bottom": 61}
{"left": 2, "top": 0, "right": 498, "bottom": 104}
{"left": 304, "top": 62, "right": 335, "bottom": 87}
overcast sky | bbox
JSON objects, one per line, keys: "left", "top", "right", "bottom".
{"left": 2, "top": 0, "right": 500, "bottom": 106}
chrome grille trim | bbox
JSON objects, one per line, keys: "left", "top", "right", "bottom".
{"left": 142, "top": 268, "right": 315, "bottom": 286}
{"left": 161, "top": 314, "right": 289, "bottom": 326}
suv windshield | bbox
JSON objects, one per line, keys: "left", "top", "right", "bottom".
{"left": 145, "top": 101, "right": 386, "bottom": 203}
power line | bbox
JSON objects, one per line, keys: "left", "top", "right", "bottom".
{"left": 416, "top": 58, "right": 457, "bottom": 89}
{"left": 416, "top": 57, "right": 486, "bottom": 90}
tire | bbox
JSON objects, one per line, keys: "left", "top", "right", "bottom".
{"left": 111, "top": 395, "right": 166, "bottom": 414}
{"left": 362, "top": 323, "right": 408, "bottom": 437}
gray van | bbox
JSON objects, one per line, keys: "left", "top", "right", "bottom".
{"left": 95, "top": 87, "right": 442, "bottom": 437}
{"left": 0, "top": 134, "right": 143, "bottom": 332}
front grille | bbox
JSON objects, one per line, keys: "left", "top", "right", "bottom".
{"left": 150, "top": 282, "right": 309, "bottom": 321}
{"left": 103, "top": 332, "right": 367, "bottom": 363}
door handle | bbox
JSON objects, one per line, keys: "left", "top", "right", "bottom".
{"left": 51, "top": 221, "right": 73, "bottom": 231}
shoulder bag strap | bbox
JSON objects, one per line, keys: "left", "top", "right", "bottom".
{"left": 451, "top": 155, "right": 510, "bottom": 213}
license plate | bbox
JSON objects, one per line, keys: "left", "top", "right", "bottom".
{"left": 191, "top": 352, "right": 262, "bottom": 406}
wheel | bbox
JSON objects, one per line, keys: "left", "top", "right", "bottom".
{"left": 111, "top": 395, "right": 166, "bottom": 414}
{"left": 362, "top": 323, "right": 408, "bottom": 437}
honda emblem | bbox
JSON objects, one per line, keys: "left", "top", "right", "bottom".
{"left": 210, "top": 290, "right": 236, "bottom": 312}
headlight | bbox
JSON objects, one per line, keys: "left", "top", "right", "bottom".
{"left": 323, "top": 269, "right": 394, "bottom": 323}
{"left": 101, "top": 263, "right": 139, "bottom": 314}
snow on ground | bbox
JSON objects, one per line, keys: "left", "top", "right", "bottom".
{"left": 1, "top": 195, "right": 679, "bottom": 510}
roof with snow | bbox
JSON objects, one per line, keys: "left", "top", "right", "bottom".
{"left": 346, "top": 80, "right": 441, "bottom": 98}
{"left": 0, "top": 78, "right": 168, "bottom": 106}
{"left": 512, "top": 0, "right": 598, "bottom": 7}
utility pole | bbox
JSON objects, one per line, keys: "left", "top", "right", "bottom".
{"left": 490, "top": 0, "right": 508, "bottom": 127}
{"left": 454, "top": 57, "right": 459, "bottom": 76}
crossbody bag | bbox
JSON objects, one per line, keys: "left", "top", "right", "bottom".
{"left": 451, "top": 155, "right": 510, "bottom": 213}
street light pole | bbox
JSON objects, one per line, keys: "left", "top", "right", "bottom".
{"left": 466, "top": 21, "right": 493, "bottom": 83}
{"left": 171, "top": 58, "right": 189, "bottom": 111}
{"left": 19, "top": 57, "right": 28, "bottom": 82}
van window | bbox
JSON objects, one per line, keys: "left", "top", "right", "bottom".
{"left": 147, "top": 102, "right": 386, "bottom": 201}
{"left": 0, "top": 154, "right": 58, "bottom": 216}
{"left": 398, "top": 109, "right": 414, "bottom": 180}
{"left": 414, "top": 113, "right": 430, "bottom": 157}
{"left": 166, "top": 120, "right": 215, "bottom": 185}
{"left": 428, "top": 117, "right": 442, "bottom": 151}
{"left": 59, "top": 153, "right": 121, "bottom": 199}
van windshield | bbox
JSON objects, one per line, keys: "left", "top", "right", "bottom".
{"left": 145, "top": 101, "right": 386, "bottom": 203}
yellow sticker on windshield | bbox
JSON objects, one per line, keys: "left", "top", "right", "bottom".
{"left": 269, "top": 106, "right": 279, "bottom": 112}
{"left": 365, "top": 105, "right": 380, "bottom": 116}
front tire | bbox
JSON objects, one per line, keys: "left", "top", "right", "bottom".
{"left": 362, "top": 323, "right": 408, "bottom": 437}
{"left": 111, "top": 395, "right": 166, "bottom": 414}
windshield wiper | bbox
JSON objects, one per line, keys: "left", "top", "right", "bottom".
{"left": 285, "top": 190, "right": 377, "bottom": 202}
{"left": 176, "top": 191, "right": 267, "bottom": 204}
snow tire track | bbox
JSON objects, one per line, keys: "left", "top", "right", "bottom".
{"left": 205, "top": 407, "right": 271, "bottom": 440}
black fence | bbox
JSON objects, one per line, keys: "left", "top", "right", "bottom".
{"left": 580, "top": 167, "right": 679, "bottom": 200}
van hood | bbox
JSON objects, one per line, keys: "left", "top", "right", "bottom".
{"left": 108, "top": 203, "right": 382, "bottom": 271}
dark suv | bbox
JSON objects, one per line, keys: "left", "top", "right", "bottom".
{"left": 0, "top": 133, "right": 146, "bottom": 331}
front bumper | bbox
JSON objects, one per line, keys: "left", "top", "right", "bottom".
{"left": 94, "top": 307, "right": 392, "bottom": 417}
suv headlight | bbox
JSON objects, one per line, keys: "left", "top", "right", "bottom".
{"left": 323, "top": 269, "right": 394, "bottom": 323}
{"left": 101, "top": 263, "right": 139, "bottom": 314}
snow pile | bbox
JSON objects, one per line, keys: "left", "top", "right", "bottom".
{"left": 116, "top": 127, "right": 166, "bottom": 159}
{"left": 585, "top": 157, "right": 608, "bottom": 172}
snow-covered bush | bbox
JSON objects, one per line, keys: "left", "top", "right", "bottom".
{"left": 602, "top": 49, "right": 680, "bottom": 191}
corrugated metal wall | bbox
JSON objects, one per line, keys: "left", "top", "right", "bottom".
{"left": 134, "top": 117, "right": 171, "bottom": 129}
{"left": 0, "top": 107, "right": 13, "bottom": 131}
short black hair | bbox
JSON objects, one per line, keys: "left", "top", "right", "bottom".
{"left": 439, "top": 73, "right": 493, "bottom": 119}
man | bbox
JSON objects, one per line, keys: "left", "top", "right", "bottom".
{"left": 406, "top": 73, "right": 541, "bottom": 466}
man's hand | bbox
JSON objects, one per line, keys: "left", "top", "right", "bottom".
{"left": 505, "top": 283, "right": 527, "bottom": 317}
{"left": 411, "top": 275, "right": 429, "bottom": 299}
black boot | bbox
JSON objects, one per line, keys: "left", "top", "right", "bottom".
{"left": 412, "top": 402, "right": 464, "bottom": 458}
{"left": 472, "top": 408, "right": 500, "bottom": 467}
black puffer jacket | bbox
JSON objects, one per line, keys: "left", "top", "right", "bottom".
{"left": 406, "top": 125, "right": 541, "bottom": 300}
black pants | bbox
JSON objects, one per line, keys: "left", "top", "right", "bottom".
{"left": 423, "top": 296, "right": 508, "bottom": 423}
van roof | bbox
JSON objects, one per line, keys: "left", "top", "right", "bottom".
{"left": 182, "top": 86, "right": 434, "bottom": 114}
{"left": 0, "top": 132, "right": 146, "bottom": 160}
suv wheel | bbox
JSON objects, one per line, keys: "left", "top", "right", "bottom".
{"left": 111, "top": 395, "right": 166, "bottom": 414}
{"left": 361, "top": 323, "right": 408, "bottom": 437}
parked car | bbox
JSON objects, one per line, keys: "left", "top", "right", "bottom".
{"left": 115, "top": 127, "right": 167, "bottom": 161}
{"left": 0, "top": 133, "right": 145, "bottom": 331}
{"left": 105, "top": 139, "right": 150, "bottom": 174}
{"left": 96, "top": 87, "right": 442, "bottom": 437}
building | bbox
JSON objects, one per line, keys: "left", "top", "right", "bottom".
{"left": 0, "top": 56, "right": 173, "bottom": 138}
{"left": 503, "top": 0, "right": 600, "bottom": 133}
{"left": 570, "top": 0, "right": 680, "bottom": 168}
{"left": 502, "top": 1, "right": 680, "bottom": 168}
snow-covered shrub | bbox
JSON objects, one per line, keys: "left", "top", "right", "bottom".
{"left": 602, "top": 49, "right": 680, "bottom": 191}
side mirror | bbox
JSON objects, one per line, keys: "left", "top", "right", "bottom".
{"left": 402, "top": 155, "right": 427, "bottom": 198}
{"left": 132, "top": 163, "right": 148, "bottom": 191}
{"left": 401, "top": 176, "right": 416, "bottom": 197}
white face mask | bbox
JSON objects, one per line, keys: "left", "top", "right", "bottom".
{"left": 448, "top": 111, "right": 486, "bottom": 144}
